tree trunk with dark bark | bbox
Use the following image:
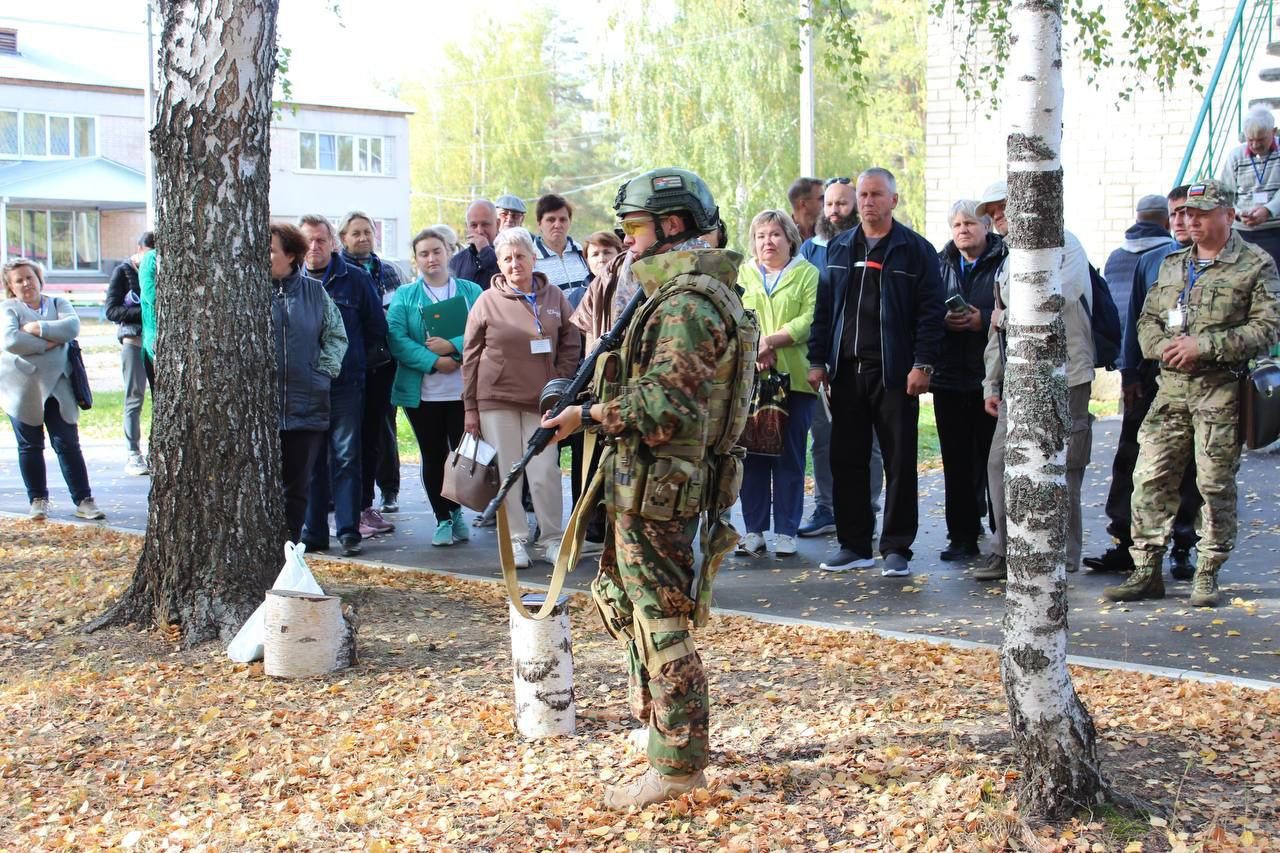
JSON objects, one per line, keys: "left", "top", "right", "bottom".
{"left": 1000, "top": 0, "right": 1107, "bottom": 820}
{"left": 91, "top": 0, "right": 284, "bottom": 647}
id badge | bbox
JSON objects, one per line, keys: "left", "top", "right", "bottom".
{"left": 1254, "top": 191, "right": 1271, "bottom": 205}
{"left": 530, "top": 336, "right": 552, "bottom": 355}
{"left": 1167, "top": 306, "right": 1185, "bottom": 331}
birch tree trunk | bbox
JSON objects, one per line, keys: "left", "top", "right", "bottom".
{"left": 91, "top": 0, "right": 284, "bottom": 647}
{"left": 1000, "top": 0, "right": 1106, "bottom": 819}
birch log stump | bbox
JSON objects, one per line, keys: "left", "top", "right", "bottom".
{"left": 510, "top": 594, "right": 575, "bottom": 738}
{"left": 263, "top": 590, "right": 357, "bottom": 678}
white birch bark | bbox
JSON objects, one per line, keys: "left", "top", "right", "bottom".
{"left": 1000, "top": 0, "right": 1105, "bottom": 818}
{"left": 510, "top": 595, "right": 576, "bottom": 738}
{"left": 263, "top": 590, "right": 355, "bottom": 678}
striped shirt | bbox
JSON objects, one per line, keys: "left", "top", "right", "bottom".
{"left": 1219, "top": 141, "right": 1280, "bottom": 231}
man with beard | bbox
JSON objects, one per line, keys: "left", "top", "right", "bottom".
{"left": 798, "top": 178, "right": 884, "bottom": 538}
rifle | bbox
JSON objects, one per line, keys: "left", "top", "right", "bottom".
{"left": 478, "top": 286, "right": 648, "bottom": 526}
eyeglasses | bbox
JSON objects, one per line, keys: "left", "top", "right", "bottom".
{"left": 824, "top": 177, "right": 852, "bottom": 189}
{"left": 618, "top": 219, "right": 651, "bottom": 237}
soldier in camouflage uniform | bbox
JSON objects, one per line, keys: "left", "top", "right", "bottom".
{"left": 1105, "top": 180, "right": 1280, "bottom": 606}
{"left": 542, "top": 168, "right": 756, "bottom": 810}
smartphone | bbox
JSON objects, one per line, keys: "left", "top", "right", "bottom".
{"left": 945, "top": 294, "right": 970, "bottom": 314}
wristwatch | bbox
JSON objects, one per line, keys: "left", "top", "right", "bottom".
{"left": 913, "top": 364, "right": 934, "bottom": 376}
{"left": 581, "top": 400, "right": 597, "bottom": 428}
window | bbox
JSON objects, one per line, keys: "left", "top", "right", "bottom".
{"left": 298, "top": 131, "right": 392, "bottom": 175}
{"left": 0, "top": 111, "right": 96, "bottom": 159}
{"left": 4, "top": 207, "right": 99, "bottom": 271}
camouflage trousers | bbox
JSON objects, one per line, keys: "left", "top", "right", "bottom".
{"left": 591, "top": 510, "right": 709, "bottom": 777}
{"left": 1130, "top": 372, "right": 1240, "bottom": 567}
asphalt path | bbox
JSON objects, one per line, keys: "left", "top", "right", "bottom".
{"left": 2, "top": 418, "right": 1277, "bottom": 684}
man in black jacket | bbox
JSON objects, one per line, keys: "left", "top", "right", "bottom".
{"left": 807, "top": 168, "right": 945, "bottom": 577}
{"left": 103, "top": 231, "right": 155, "bottom": 476}
{"left": 934, "top": 200, "right": 1005, "bottom": 562}
{"left": 448, "top": 199, "right": 500, "bottom": 289}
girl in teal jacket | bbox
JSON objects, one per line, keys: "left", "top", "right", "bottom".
{"left": 387, "top": 227, "right": 483, "bottom": 546}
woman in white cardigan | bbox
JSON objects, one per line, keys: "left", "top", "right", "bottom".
{"left": 1, "top": 259, "right": 104, "bottom": 521}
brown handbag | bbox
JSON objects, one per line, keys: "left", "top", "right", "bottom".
{"left": 441, "top": 441, "right": 501, "bottom": 511}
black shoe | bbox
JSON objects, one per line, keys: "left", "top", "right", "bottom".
{"left": 940, "top": 540, "right": 980, "bottom": 562}
{"left": 301, "top": 540, "right": 328, "bottom": 554}
{"left": 340, "top": 535, "right": 362, "bottom": 557}
{"left": 1169, "top": 547, "right": 1195, "bottom": 581}
{"left": 1082, "top": 546, "right": 1133, "bottom": 574}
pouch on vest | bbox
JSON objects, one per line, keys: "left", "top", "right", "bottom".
{"left": 639, "top": 455, "right": 702, "bottom": 521}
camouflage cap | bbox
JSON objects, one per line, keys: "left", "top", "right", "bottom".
{"left": 1184, "top": 180, "right": 1236, "bottom": 210}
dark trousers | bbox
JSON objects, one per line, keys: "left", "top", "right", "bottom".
{"left": 933, "top": 387, "right": 998, "bottom": 545}
{"left": 404, "top": 400, "right": 465, "bottom": 520}
{"left": 741, "top": 390, "right": 817, "bottom": 537}
{"left": 830, "top": 367, "right": 919, "bottom": 558}
{"left": 302, "top": 381, "right": 364, "bottom": 546}
{"left": 10, "top": 396, "right": 92, "bottom": 505}
{"left": 281, "top": 429, "right": 324, "bottom": 544}
{"left": 361, "top": 361, "right": 400, "bottom": 507}
{"left": 1104, "top": 371, "right": 1202, "bottom": 550}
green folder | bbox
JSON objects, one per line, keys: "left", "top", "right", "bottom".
{"left": 421, "top": 294, "right": 469, "bottom": 340}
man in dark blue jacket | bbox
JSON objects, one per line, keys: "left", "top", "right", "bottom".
{"left": 448, "top": 199, "right": 500, "bottom": 290}
{"left": 807, "top": 168, "right": 945, "bottom": 577}
{"left": 1103, "top": 195, "right": 1172, "bottom": 330}
{"left": 299, "top": 215, "right": 389, "bottom": 556}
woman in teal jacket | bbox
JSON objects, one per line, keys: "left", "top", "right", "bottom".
{"left": 387, "top": 227, "right": 483, "bottom": 546}
{"left": 736, "top": 210, "right": 819, "bottom": 558}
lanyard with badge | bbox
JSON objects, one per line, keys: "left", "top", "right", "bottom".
{"left": 1171, "top": 257, "right": 1207, "bottom": 333}
{"left": 523, "top": 290, "right": 552, "bottom": 354}
{"left": 1251, "top": 152, "right": 1272, "bottom": 205}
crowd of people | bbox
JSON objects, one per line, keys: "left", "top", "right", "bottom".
{"left": 4, "top": 117, "right": 1280, "bottom": 611}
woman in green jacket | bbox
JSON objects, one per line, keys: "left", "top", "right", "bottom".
{"left": 387, "top": 227, "right": 483, "bottom": 547}
{"left": 736, "top": 210, "right": 819, "bottom": 558}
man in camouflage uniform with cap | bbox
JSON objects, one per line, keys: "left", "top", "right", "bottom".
{"left": 543, "top": 168, "right": 756, "bottom": 809}
{"left": 1105, "top": 179, "right": 1280, "bottom": 606}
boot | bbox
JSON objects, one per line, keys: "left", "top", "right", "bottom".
{"left": 1082, "top": 545, "right": 1134, "bottom": 574}
{"left": 1169, "top": 546, "right": 1194, "bottom": 581}
{"left": 1103, "top": 561, "right": 1165, "bottom": 602}
{"left": 604, "top": 767, "right": 706, "bottom": 811}
{"left": 1189, "top": 559, "right": 1222, "bottom": 607}
{"left": 972, "top": 554, "right": 1006, "bottom": 581}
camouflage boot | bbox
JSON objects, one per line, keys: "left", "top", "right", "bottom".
{"left": 1189, "top": 558, "right": 1223, "bottom": 608}
{"left": 1102, "top": 560, "right": 1165, "bottom": 602}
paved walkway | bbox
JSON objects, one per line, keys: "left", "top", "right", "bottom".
{"left": 3, "top": 419, "right": 1277, "bottom": 683}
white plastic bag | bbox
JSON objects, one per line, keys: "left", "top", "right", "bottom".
{"left": 226, "top": 541, "right": 325, "bottom": 663}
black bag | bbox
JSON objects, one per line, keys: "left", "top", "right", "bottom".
{"left": 66, "top": 339, "right": 93, "bottom": 410}
{"left": 1241, "top": 360, "right": 1280, "bottom": 450}
{"left": 740, "top": 369, "right": 788, "bottom": 456}
{"left": 1084, "top": 263, "right": 1122, "bottom": 370}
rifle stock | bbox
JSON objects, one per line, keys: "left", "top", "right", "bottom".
{"left": 478, "top": 287, "right": 648, "bottom": 525}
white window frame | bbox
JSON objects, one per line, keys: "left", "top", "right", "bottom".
{"left": 0, "top": 109, "right": 97, "bottom": 160}
{"left": 4, "top": 207, "right": 101, "bottom": 272}
{"left": 298, "top": 130, "right": 392, "bottom": 176}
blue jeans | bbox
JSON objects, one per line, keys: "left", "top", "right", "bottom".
{"left": 10, "top": 396, "right": 93, "bottom": 505}
{"left": 303, "top": 380, "right": 364, "bottom": 545}
{"left": 741, "top": 390, "right": 816, "bottom": 537}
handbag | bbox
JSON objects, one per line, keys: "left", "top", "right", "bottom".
{"left": 66, "top": 339, "right": 93, "bottom": 411}
{"left": 441, "top": 433, "right": 500, "bottom": 511}
{"left": 1240, "top": 359, "right": 1280, "bottom": 450}
{"left": 739, "top": 369, "right": 789, "bottom": 456}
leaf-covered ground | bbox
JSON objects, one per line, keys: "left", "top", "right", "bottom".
{"left": 0, "top": 521, "right": 1275, "bottom": 851}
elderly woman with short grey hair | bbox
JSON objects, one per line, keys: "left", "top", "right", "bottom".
{"left": 1220, "top": 107, "right": 1280, "bottom": 265}
{"left": 735, "top": 209, "right": 819, "bottom": 558}
{"left": 1, "top": 259, "right": 105, "bottom": 521}
{"left": 462, "top": 228, "right": 581, "bottom": 568}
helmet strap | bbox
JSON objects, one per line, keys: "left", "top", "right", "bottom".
{"left": 636, "top": 213, "right": 704, "bottom": 260}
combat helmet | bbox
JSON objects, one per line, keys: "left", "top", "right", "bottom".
{"left": 614, "top": 168, "right": 720, "bottom": 245}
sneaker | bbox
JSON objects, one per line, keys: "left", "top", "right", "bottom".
{"left": 360, "top": 507, "right": 395, "bottom": 534}
{"left": 775, "top": 534, "right": 798, "bottom": 556}
{"left": 123, "top": 452, "right": 149, "bottom": 476}
{"left": 580, "top": 538, "right": 606, "bottom": 556}
{"left": 543, "top": 539, "right": 562, "bottom": 565}
{"left": 1082, "top": 546, "right": 1133, "bottom": 574}
{"left": 973, "top": 554, "right": 1007, "bottom": 581}
{"left": 736, "top": 532, "right": 766, "bottom": 556}
{"left": 358, "top": 520, "right": 379, "bottom": 538}
{"left": 380, "top": 493, "right": 399, "bottom": 514}
{"left": 432, "top": 519, "right": 454, "bottom": 547}
{"left": 474, "top": 513, "right": 497, "bottom": 528}
{"left": 820, "top": 548, "right": 875, "bottom": 572}
{"left": 798, "top": 505, "right": 837, "bottom": 537}
{"left": 881, "top": 553, "right": 911, "bottom": 577}
{"left": 450, "top": 509, "right": 470, "bottom": 543}
{"left": 301, "top": 539, "right": 329, "bottom": 554}
{"left": 511, "top": 540, "right": 530, "bottom": 570}
{"left": 340, "top": 535, "right": 362, "bottom": 557}
{"left": 75, "top": 498, "right": 105, "bottom": 520}
{"left": 29, "top": 498, "right": 49, "bottom": 521}
{"left": 940, "top": 540, "right": 979, "bottom": 562}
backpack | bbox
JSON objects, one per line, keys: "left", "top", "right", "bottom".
{"left": 1084, "top": 263, "right": 1122, "bottom": 370}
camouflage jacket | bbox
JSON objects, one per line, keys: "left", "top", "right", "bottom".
{"left": 599, "top": 250, "right": 744, "bottom": 448}
{"left": 1138, "top": 232, "right": 1280, "bottom": 374}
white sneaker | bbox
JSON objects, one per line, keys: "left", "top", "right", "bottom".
{"left": 881, "top": 553, "right": 911, "bottom": 577}
{"left": 29, "top": 498, "right": 49, "bottom": 520}
{"left": 511, "top": 540, "right": 530, "bottom": 570}
{"left": 736, "top": 532, "right": 765, "bottom": 555}
{"left": 123, "top": 452, "right": 149, "bottom": 476}
{"left": 542, "top": 539, "right": 563, "bottom": 565}
{"left": 75, "top": 498, "right": 105, "bottom": 520}
{"left": 579, "top": 539, "right": 606, "bottom": 556}
{"left": 774, "top": 534, "right": 798, "bottom": 556}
